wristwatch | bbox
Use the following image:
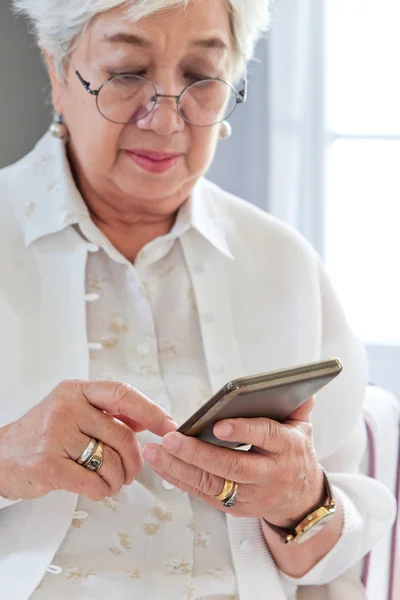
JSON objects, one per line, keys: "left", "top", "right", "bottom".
{"left": 263, "top": 469, "right": 336, "bottom": 544}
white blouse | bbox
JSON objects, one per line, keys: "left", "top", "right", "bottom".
{"left": 0, "top": 133, "right": 396, "bottom": 600}
{"left": 30, "top": 196, "right": 238, "bottom": 599}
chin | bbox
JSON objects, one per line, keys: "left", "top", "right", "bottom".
{"left": 118, "top": 163, "right": 194, "bottom": 203}
{"left": 117, "top": 172, "right": 186, "bottom": 205}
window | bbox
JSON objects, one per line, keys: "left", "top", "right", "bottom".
{"left": 324, "top": 0, "right": 400, "bottom": 347}
{"left": 266, "top": 0, "right": 399, "bottom": 393}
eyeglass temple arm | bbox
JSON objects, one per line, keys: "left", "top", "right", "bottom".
{"left": 237, "top": 68, "right": 248, "bottom": 104}
{"left": 65, "top": 54, "right": 98, "bottom": 96}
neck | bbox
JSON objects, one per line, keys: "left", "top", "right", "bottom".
{"left": 90, "top": 210, "right": 177, "bottom": 263}
{"left": 68, "top": 149, "right": 182, "bottom": 263}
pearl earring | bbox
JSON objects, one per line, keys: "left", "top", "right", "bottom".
{"left": 49, "top": 114, "right": 69, "bottom": 141}
{"left": 219, "top": 120, "right": 232, "bottom": 140}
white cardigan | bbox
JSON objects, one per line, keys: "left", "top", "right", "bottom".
{"left": 0, "top": 134, "right": 396, "bottom": 600}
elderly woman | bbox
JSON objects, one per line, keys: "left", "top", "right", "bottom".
{"left": 0, "top": 0, "right": 395, "bottom": 599}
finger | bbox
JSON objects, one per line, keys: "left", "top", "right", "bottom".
{"left": 76, "top": 380, "right": 178, "bottom": 437}
{"left": 143, "top": 444, "right": 225, "bottom": 497}
{"left": 160, "top": 432, "right": 265, "bottom": 483}
{"left": 54, "top": 458, "right": 111, "bottom": 502}
{"left": 213, "top": 417, "right": 292, "bottom": 453}
{"left": 96, "top": 445, "right": 125, "bottom": 496}
{"left": 77, "top": 406, "right": 143, "bottom": 485}
{"left": 150, "top": 468, "right": 248, "bottom": 517}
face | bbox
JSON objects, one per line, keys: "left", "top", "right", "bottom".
{"left": 45, "top": 0, "right": 235, "bottom": 217}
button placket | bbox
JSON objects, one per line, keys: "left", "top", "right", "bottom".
{"left": 180, "top": 236, "right": 245, "bottom": 394}
{"left": 85, "top": 243, "right": 104, "bottom": 352}
{"left": 126, "top": 266, "right": 159, "bottom": 376}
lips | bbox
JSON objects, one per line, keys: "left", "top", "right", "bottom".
{"left": 125, "top": 149, "right": 182, "bottom": 174}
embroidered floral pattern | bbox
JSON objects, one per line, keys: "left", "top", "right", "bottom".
{"left": 187, "top": 518, "right": 196, "bottom": 532}
{"left": 126, "top": 570, "right": 142, "bottom": 579}
{"left": 185, "top": 585, "right": 196, "bottom": 598}
{"left": 66, "top": 568, "right": 96, "bottom": 581}
{"left": 88, "top": 274, "right": 107, "bottom": 292}
{"left": 71, "top": 518, "right": 84, "bottom": 529}
{"left": 139, "top": 280, "right": 156, "bottom": 302}
{"left": 152, "top": 506, "right": 173, "bottom": 523}
{"left": 196, "top": 532, "right": 211, "bottom": 549}
{"left": 141, "top": 520, "right": 160, "bottom": 536}
{"left": 101, "top": 497, "right": 118, "bottom": 511}
{"left": 165, "top": 558, "right": 192, "bottom": 575}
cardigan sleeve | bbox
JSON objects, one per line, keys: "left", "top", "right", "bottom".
{"left": 280, "top": 260, "right": 396, "bottom": 587}
{"left": 0, "top": 497, "right": 21, "bottom": 509}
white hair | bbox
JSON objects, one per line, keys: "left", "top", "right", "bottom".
{"left": 11, "top": 0, "right": 270, "bottom": 79}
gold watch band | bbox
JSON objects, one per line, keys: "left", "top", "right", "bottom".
{"left": 262, "top": 468, "right": 336, "bottom": 544}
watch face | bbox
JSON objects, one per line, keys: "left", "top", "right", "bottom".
{"left": 296, "top": 512, "right": 335, "bottom": 544}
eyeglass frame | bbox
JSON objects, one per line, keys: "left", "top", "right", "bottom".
{"left": 70, "top": 62, "right": 248, "bottom": 127}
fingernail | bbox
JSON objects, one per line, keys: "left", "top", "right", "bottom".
{"left": 217, "top": 422, "right": 233, "bottom": 438}
{"left": 163, "top": 417, "right": 178, "bottom": 434}
{"left": 162, "top": 433, "right": 180, "bottom": 453}
{"left": 142, "top": 447, "right": 157, "bottom": 463}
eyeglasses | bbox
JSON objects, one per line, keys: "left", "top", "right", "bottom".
{"left": 72, "top": 67, "right": 247, "bottom": 127}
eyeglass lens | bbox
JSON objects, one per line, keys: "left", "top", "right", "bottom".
{"left": 96, "top": 75, "right": 238, "bottom": 126}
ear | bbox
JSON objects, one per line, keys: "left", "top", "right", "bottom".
{"left": 41, "top": 48, "right": 65, "bottom": 115}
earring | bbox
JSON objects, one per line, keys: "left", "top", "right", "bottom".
{"left": 219, "top": 120, "right": 232, "bottom": 140}
{"left": 49, "top": 114, "right": 69, "bottom": 140}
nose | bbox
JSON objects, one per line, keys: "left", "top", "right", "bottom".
{"left": 137, "top": 95, "right": 185, "bottom": 135}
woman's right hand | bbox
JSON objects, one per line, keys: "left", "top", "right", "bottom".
{"left": 0, "top": 380, "right": 177, "bottom": 502}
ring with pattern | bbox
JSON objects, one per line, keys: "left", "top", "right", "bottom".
{"left": 82, "top": 440, "right": 104, "bottom": 472}
{"left": 216, "top": 479, "right": 235, "bottom": 501}
{"left": 222, "top": 482, "right": 239, "bottom": 508}
{"left": 76, "top": 437, "right": 98, "bottom": 465}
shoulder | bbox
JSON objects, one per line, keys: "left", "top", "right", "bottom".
{"left": 0, "top": 134, "right": 53, "bottom": 236}
{"left": 202, "top": 178, "right": 318, "bottom": 266}
{"left": 0, "top": 141, "right": 39, "bottom": 224}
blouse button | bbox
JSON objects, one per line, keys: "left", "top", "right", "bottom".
{"left": 86, "top": 243, "right": 99, "bottom": 253}
{"left": 84, "top": 293, "right": 100, "bottom": 303}
{"left": 162, "top": 480, "right": 175, "bottom": 491}
{"left": 46, "top": 565, "right": 63, "bottom": 575}
{"left": 240, "top": 540, "right": 252, "bottom": 553}
{"left": 73, "top": 511, "right": 89, "bottom": 520}
{"left": 87, "top": 342, "right": 103, "bottom": 351}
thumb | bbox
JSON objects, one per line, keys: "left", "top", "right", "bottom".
{"left": 286, "top": 396, "right": 315, "bottom": 424}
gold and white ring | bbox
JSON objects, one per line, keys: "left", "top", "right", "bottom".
{"left": 76, "top": 437, "right": 98, "bottom": 465}
{"left": 216, "top": 479, "right": 235, "bottom": 502}
{"left": 82, "top": 440, "right": 104, "bottom": 472}
{"left": 222, "top": 482, "right": 239, "bottom": 508}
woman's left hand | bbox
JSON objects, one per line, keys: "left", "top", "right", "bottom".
{"left": 143, "top": 398, "right": 325, "bottom": 528}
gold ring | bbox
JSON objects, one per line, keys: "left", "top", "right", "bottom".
{"left": 82, "top": 440, "right": 104, "bottom": 472}
{"left": 216, "top": 479, "right": 235, "bottom": 501}
{"left": 222, "top": 482, "right": 239, "bottom": 508}
{"left": 76, "top": 438, "right": 98, "bottom": 465}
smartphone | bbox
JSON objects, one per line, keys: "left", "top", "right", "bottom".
{"left": 177, "top": 358, "right": 343, "bottom": 448}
